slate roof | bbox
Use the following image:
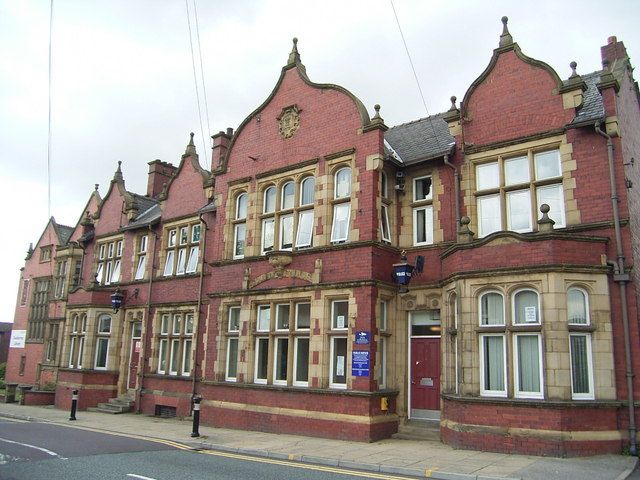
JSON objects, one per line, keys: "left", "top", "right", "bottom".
{"left": 54, "top": 223, "right": 74, "bottom": 246}
{"left": 568, "top": 71, "right": 605, "bottom": 128}
{"left": 121, "top": 203, "right": 161, "bottom": 231}
{"left": 384, "top": 113, "right": 455, "bottom": 166}
{"left": 132, "top": 193, "right": 158, "bottom": 214}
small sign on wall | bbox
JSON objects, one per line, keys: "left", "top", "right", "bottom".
{"left": 352, "top": 351, "right": 370, "bottom": 377}
{"left": 9, "top": 330, "right": 26, "bottom": 349}
{"left": 354, "top": 331, "right": 370, "bottom": 345}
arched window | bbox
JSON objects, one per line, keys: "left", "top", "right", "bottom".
{"left": 235, "top": 193, "right": 247, "bottom": 220}
{"left": 300, "top": 177, "right": 315, "bottom": 206}
{"left": 233, "top": 192, "right": 247, "bottom": 258}
{"left": 479, "top": 291, "right": 504, "bottom": 326}
{"left": 512, "top": 289, "right": 540, "bottom": 324}
{"left": 281, "top": 181, "right": 295, "bottom": 210}
{"left": 263, "top": 186, "right": 276, "bottom": 214}
{"left": 331, "top": 167, "right": 352, "bottom": 242}
{"left": 334, "top": 167, "right": 351, "bottom": 199}
{"left": 567, "top": 287, "right": 589, "bottom": 325}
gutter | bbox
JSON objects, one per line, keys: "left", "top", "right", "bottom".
{"left": 595, "top": 121, "right": 637, "bottom": 456}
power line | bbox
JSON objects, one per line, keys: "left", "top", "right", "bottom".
{"left": 389, "top": 0, "right": 444, "bottom": 151}
{"left": 185, "top": 0, "right": 207, "bottom": 156}
{"left": 47, "top": 0, "right": 54, "bottom": 219}
{"left": 192, "top": 0, "right": 212, "bottom": 148}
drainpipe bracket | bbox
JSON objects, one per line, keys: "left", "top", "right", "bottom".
{"left": 614, "top": 273, "right": 631, "bottom": 282}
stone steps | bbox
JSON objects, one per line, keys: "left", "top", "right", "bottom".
{"left": 88, "top": 395, "right": 134, "bottom": 415}
{"left": 392, "top": 419, "right": 441, "bottom": 442}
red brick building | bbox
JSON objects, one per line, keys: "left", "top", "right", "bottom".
{"left": 6, "top": 18, "right": 640, "bottom": 456}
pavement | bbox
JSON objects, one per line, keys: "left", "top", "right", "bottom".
{"left": 0, "top": 403, "right": 636, "bottom": 480}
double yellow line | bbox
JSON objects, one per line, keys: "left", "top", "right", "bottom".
{"left": 198, "top": 449, "right": 421, "bottom": 479}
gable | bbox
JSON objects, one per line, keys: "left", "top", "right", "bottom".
{"left": 462, "top": 47, "right": 572, "bottom": 147}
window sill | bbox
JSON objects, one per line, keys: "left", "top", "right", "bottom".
{"left": 568, "top": 324, "right": 596, "bottom": 333}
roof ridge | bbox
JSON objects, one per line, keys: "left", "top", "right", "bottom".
{"left": 388, "top": 112, "right": 447, "bottom": 130}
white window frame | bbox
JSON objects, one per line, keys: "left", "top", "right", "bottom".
{"left": 295, "top": 210, "right": 314, "bottom": 248}
{"left": 261, "top": 218, "right": 275, "bottom": 254}
{"left": 569, "top": 333, "right": 595, "bottom": 400}
{"left": 226, "top": 337, "right": 239, "bottom": 382}
{"left": 329, "top": 336, "right": 348, "bottom": 389}
{"left": 479, "top": 291, "right": 505, "bottom": 326}
{"left": 331, "top": 300, "right": 349, "bottom": 330}
{"left": 413, "top": 205, "right": 433, "bottom": 246}
{"left": 381, "top": 204, "right": 391, "bottom": 243}
{"left": 272, "top": 337, "right": 289, "bottom": 386}
{"left": 413, "top": 175, "right": 433, "bottom": 202}
{"left": 293, "top": 336, "right": 310, "bottom": 387}
{"left": 512, "top": 289, "right": 541, "bottom": 325}
{"left": 513, "top": 333, "right": 544, "bottom": 399}
{"left": 254, "top": 337, "right": 269, "bottom": 384}
{"left": 331, "top": 202, "right": 351, "bottom": 243}
{"left": 94, "top": 314, "right": 112, "bottom": 371}
{"left": 567, "top": 287, "right": 590, "bottom": 325}
{"left": 479, "top": 333, "right": 507, "bottom": 397}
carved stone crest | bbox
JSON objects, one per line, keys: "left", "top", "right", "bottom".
{"left": 278, "top": 105, "right": 300, "bottom": 139}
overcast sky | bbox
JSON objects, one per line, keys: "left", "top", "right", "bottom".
{"left": 1, "top": 0, "right": 638, "bottom": 323}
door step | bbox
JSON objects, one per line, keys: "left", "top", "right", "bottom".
{"left": 392, "top": 419, "right": 441, "bottom": 442}
{"left": 87, "top": 394, "right": 135, "bottom": 415}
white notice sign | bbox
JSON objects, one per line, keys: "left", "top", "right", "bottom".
{"left": 524, "top": 306, "right": 537, "bottom": 323}
{"left": 9, "top": 329, "right": 26, "bottom": 348}
{"left": 336, "top": 356, "right": 345, "bottom": 376}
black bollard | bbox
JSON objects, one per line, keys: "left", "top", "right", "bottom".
{"left": 69, "top": 389, "right": 78, "bottom": 421}
{"left": 191, "top": 396, "right": 201, "bottom": 438}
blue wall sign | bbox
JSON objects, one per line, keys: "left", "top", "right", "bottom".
{"left": 352, "top": 351, "right": 370, "bottom": 377}
{"left": 354, "top": 331, "right": 370, "bottom": 345}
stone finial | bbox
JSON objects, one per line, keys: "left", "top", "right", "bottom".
{"left": 457, "top": 216, "right": 475, "bottom": 243}
{"left": 499, "top": 16, "right": 513, "bottom": 47}
{"left": 372, "top": 104, "right": 383, "bottom": 121}
{"left": 185, "top": 132, "right": 197, "bottom": 156}
{"left": 537, "top": 203, "right": 555, "bottom": 232}
{"left": 288, "top": 37, "right": 300, "bottom": 65}
{"left": 113, "top": 161, "right": 123, "bottom": 182}
{"left": 94, "top": 183, "right": 99, "bottom": 192}
{"left": 569, "top": 61, "right": 578, "bottom": 78}
{"left": 26, "top": 242, "right": 34, "bottom": 260}
{"left": 448, "top": 96, "right": 458, "bottom": 112}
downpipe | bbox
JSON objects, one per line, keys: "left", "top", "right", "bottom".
{"left": 596, "top": 122, "right": 637, "bottom": 455}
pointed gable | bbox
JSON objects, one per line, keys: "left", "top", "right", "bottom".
{"left": 215, "top": 38, "right": 375, "bottom": 177}
{"left": 461, "top": 17, "right": 573, "bottom": 147}
{"left": 161, "top": 133, "right": 213, "bottom": 220}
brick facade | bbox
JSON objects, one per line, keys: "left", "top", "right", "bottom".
{"left": 6, "top": 20, "right": 640, "bottom": 455}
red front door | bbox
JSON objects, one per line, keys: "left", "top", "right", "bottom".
{"left": 410, "top": 337, "right": 441, "bottom": 411}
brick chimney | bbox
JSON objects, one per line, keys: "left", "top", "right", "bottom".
{"left": 147, "top": 160, "right": 176, "bottom": 198}
{"left": 601, "top": 36, "right": 629, "bottom": 67}
{"left": 211, "top": 128, "right": 233, "bottom": 170}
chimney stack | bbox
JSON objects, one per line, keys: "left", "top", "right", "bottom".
{"left": 601, "top": 36, "right": 628, "bottom": 68}
{"left": 212, "top": 128, "right": 233, "bottom": 170}
{"left": 147, "top": 160, "right": 177, "bottom": 198}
